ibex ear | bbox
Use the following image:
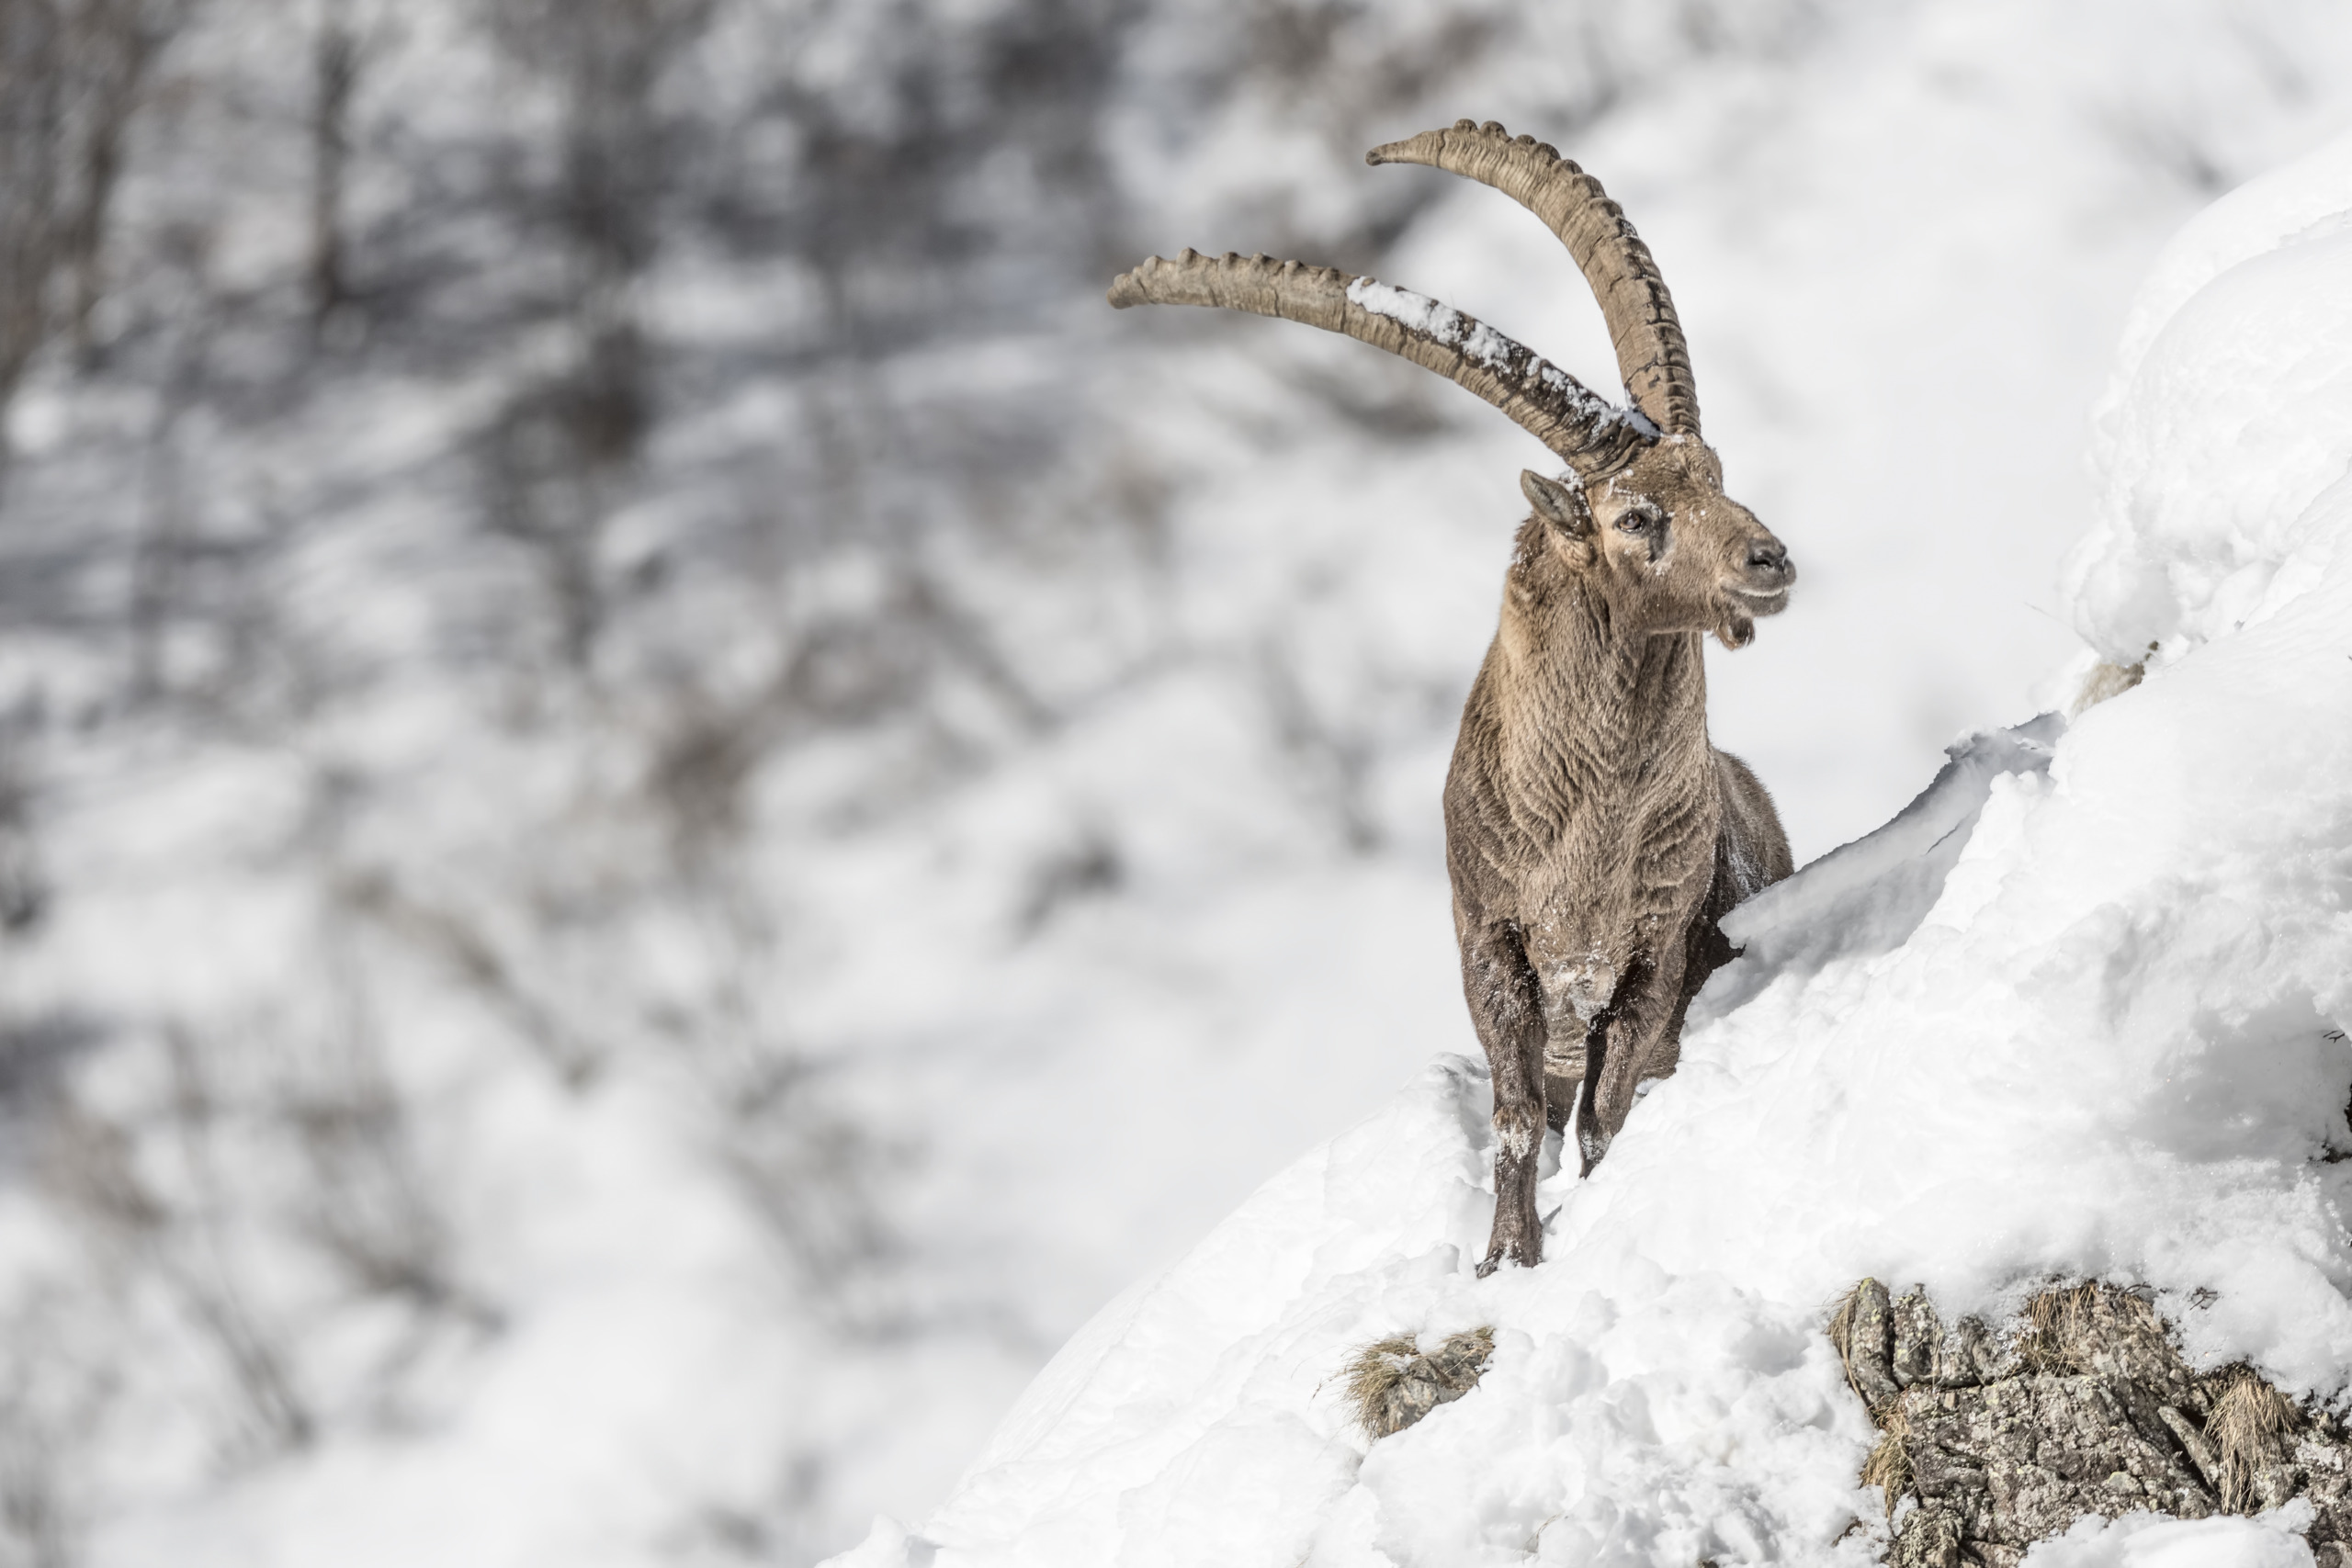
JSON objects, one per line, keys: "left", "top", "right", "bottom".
{"left": 1521, "top": 469, "right": 1592, "bottom": 538}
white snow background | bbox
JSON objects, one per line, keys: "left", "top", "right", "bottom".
{"left": 3, "top": 2, "right": 2352, "bottom": 1566}
{"left": 829, "top": 80, "right": 2352, "bottom": 1568}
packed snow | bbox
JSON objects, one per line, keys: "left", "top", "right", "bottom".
{"left": 1343, "top": 278, "right": 1476, "bottom": 345}
{"left": 1342, "top": 275, "right": 1634, "bottom": 429}
{"left": 831, "top": 130, "right": 2352, "bottom": 1568}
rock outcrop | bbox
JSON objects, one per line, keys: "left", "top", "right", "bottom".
{"left": 1830, "top": 1280, "right": 2352, "bottom": 1567}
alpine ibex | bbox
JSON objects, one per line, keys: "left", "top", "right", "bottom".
{"left": 1110, "top": 120, "right": 1794, "bottom": 1272}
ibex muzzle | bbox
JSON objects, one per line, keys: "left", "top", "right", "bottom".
{"left": 1111, "top": 120, "right": 1794, "bottom": 1274}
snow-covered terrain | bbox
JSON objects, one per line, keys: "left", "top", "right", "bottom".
{"left": 3, "top": 3, "right": 2352, "bottom": 1566}
{"left": 831, "top": 130, "right": 2352, "bottom": 1567}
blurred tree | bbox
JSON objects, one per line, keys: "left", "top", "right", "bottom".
{"left": 0, "top": 0, "right": 187, "bottom": 446}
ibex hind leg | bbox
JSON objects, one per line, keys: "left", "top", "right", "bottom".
{"left": 1573, "top": 949, "right": 1678, "bottom": 1177}
{"left": 1457, "top": 919, "right": 1548, "bottom": 1274}
{"left": 1652, "top": 855, "right": 1741, "bottom": 1079}
{"left": 1648, "top": 800, "right": 1792, "bottom": 1080}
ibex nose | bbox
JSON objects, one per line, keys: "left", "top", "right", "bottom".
{"left": 1747, "top": 540, "right": 1788, "bottom": 573}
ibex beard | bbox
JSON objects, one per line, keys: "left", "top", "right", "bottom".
{"left": 1111, "top": 119, "right": 1794, "bottom": 1276}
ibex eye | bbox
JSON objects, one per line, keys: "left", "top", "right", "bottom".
{"left": 1615, "top": 503, "right": 1659, "bottom": 535}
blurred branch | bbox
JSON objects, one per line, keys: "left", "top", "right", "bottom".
{"left": 334, "top": 868, "right": 605, "bottom": 1087}
{"left": 307, "top": 0, "right": 359, "bottom": 338}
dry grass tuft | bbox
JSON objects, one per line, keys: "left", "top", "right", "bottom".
{"left": 1825, "top": 1282, "right": 1863, "bottom": 1371}
{"left": 1340, "top": 1326, "right": 1496, "bottom": 1440}
{"left": 2206, "top": 1366, "right": 2301, "bottom": 1512}
{"left": 2019, "top": 1280, "right": 2165, "bottom": 1375}
{"left": 1860, "top": 1404, "right": 1913, "bottom": 1517}
{"left": 2021, "top": 1280, "right": 2101, "bottom": 1372}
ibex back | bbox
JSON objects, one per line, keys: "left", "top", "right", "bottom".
{"left": 1110, "top": 119, "right": 1793, "bottom": 1274}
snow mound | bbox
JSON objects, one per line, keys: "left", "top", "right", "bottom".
{"left": 831, "top": 133, "right": 2352, "bottom": 1567}
{"left": 2064, "top": 131, "right": 2352, "bottom": 663}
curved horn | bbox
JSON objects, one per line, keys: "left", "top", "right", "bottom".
{"left": 1108, "top": 250, "right": 1656, "bottom": 475}
{"left": 1368, "top": 120, "right": 1701, "bottom": 436}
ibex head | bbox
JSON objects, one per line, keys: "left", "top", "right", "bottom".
{"left": 1518, "top": 439, "right": 1792, "bottom": 649}
{"left": 1110, "top": 119, "right": 1794, "bottom": 649}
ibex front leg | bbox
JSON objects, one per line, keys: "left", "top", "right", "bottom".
{"left": 1458, "top": 919, "right": 1547, "bottom": 1274}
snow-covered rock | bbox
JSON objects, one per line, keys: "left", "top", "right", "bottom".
{"left": 832, "top": 130, "right": 2352, "bottom": 1568}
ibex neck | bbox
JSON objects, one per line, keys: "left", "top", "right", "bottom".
{"left": 1514, "top": 582, "right": 1704, "bottom": 715}
{"left": 1491, "top": 586, "right": 1710, "bottom": 797}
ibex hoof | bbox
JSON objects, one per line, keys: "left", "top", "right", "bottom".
{"left": 1476, "top": 1235, "right": 1542, "bottom": 1277}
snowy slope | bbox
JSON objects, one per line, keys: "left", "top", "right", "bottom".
{"left": 833, "top": 129, "right": 2352, "bottom": 1568}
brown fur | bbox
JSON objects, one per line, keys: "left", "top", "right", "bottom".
{"left": 1451, "top": 437, "right": 1793, "bottom": 1273}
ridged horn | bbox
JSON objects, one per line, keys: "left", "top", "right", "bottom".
{"left": 1107, "top": 250, "right": 1656, "bottom": 474}
{"left": 1368, "top": 119, "right": 1701, "bottom": 436}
